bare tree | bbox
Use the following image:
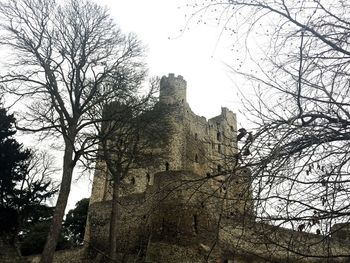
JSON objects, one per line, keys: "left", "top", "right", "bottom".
{"left": 188, "top": 0, "right": 350, "bottom": 260}
{"left": 0, "top": 0, "right": 146, "bottom": 262}
{"left": 94, "top": 81, "right": 171, "bottom": 262}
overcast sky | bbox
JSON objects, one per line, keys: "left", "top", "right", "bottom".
{"left": 100, "top": 0, "right": 248, "bottom": 117}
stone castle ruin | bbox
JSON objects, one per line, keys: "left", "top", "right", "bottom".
{"left": 84, "top": 73, "right": 255, "bottom": 262}
{"left": 64, "top": 74, "right": 350, "bottom": 262}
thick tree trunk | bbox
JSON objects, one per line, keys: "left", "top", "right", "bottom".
{"left": 40, "top": 143, "right": 75, "bottom": 263}
{"left": 108, "top": 177, "right": 120, "bottom": 262}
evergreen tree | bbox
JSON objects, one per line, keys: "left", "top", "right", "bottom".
{"left": 0, "top": 106, "right": 57, "bottom": 245}
{"left": 64, "top": 198, "right": 89, "bottom": 245}
{"left": 0, "top": 107, "right": 31, "bottom": 238}
{"left": 20, "top": 220, "right": 71, "bottom": 256}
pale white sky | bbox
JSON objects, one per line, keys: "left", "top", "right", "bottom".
{"left": 98, "top": 0, "right": 246, "bottom": 118}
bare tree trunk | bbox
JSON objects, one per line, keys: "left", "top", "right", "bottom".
{"left": 108, "top": 176, "right": 120, "bottom": 263}
{"left": 40, "top": 143, "right": 74, "bottom": 263}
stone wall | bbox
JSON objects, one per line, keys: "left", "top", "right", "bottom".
{"left": 219, "top": 222, "right": 350, "bottom": 263}
{"left": 85, "top": 168, "right": 254, "bottom": 261}
{"left": 26, "top": 248, "right": 87, "bottom": 263}
{"left": 87, "top": 193, "right": 151, "bottom": 255}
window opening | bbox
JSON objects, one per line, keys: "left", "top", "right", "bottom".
{"left": 193, "top": 215, "right": 198, "bottom": 235}
{"left": 217, "top": 165, "right": 222, "bottom": 173}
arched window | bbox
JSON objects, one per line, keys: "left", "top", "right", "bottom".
{"left": 165, "top": 162, "right": 170, "bottom": 171}
{"left": 195, "top": 154, "right": 199, "bottom": 163}
{"left": 131, "top": 177, "right": 135, "bottom": 185}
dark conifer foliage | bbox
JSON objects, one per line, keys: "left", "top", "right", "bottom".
{"left": 64, "top": 198, "right": 89, "bottom": 245}
{"left": 0, "top": 107, "right": 31, "bottom": 236}
{"left": 0, "top": 106, "right": 57, "bottom": 244}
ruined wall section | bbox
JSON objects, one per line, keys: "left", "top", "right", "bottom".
{"left": 208, "top": 107, "right": 238, "bottom": 172}
{"left": 87, "top": 193, "right": 151, "bottom": 255}
{"left": 181, "top": 104, "right": 212, "bottom": 176}
{"left": 159, "top": 73, "right": 238, "bottom": 177}
{"left": 180, "top": 104, "right": 238, "bottom": 177}
{"left": 149, "top": 171, "right": 223, "bottom": 246}
{"left": 88, "top": 155, "right": 149, "bottom": 209}
{"left": 224, "top": 168, "right": 254, "bottom": 220}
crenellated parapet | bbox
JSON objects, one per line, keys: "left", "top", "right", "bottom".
{"left": 159, "top": 73, "right": 187, "bottom": 105}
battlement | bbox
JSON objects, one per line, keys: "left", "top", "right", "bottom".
{"left": 160, "top": 73, "right": 187, "bottom": 104}
{"left": 160, "top": 73, "right": 186, "bottom": 86}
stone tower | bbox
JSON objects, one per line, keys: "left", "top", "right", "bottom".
{"left": 159, "top": 73, "right": 187, "bottom": 104}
